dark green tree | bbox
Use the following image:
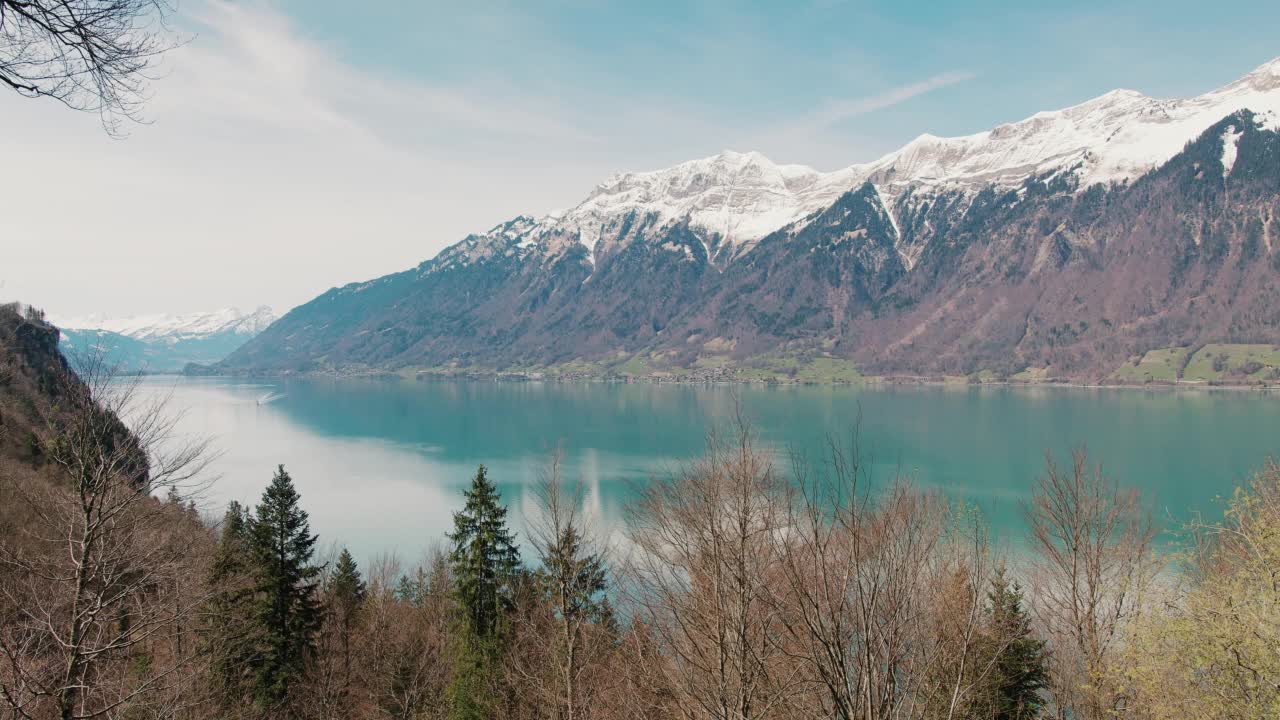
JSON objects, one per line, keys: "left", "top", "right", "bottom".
{"left": 538, "top": 525, "right": 611, "bottom": 627}
{"left": 984, "top": 568, "right": 1050, "bottom": 720}
{"left": 331, "top": 548, "right": 367, "bottom": 615}
{"left": 449, "top": 465, "right": 521, "bottom": 638}
{"left": 447, "top": 465, "right": 521, "bottom": 720}
{"left": 396, "top": 567, "right": 430, "bottom": 607}
{"left": 247, "top": 465, "right": 323, "bottom": 709}
{"left": 328, "top": 548, "right": 367, "bottom": 702}
{"left": 534, "top": 521, "right": 612, "bottom": 720}
{"left": 205, "top": 501, "right": 256, "bottom": 708}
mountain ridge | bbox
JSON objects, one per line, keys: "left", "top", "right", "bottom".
{"left": 59, "top": 306, "right": 276, "bottom": 372}
{"left": 55, "top": 306, "right": 276, "bottom": 340}
{"left": 223, "top": 59, "right": 1280, "bottom": 381}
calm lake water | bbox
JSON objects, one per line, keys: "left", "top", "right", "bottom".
{"left": 144, "top": 377, "right": 1280, "bottom": 564}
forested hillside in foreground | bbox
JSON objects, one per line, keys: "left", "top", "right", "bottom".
{"left": 3, "top": 301, "right": 1279, "bottom": 720}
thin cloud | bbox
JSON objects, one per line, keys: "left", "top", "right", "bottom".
{"left": 3, "top": 1, "right": 976, "bottom": 319}
{"left": 786, "top": 70, "right": 977, "bottom": 137}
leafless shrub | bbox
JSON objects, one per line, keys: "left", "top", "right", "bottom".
{"left": 769, "top": 429, "right": 1000, "bottom": 720}
{"left": 509, "top": 450, "right": 616, "bottom": 720}
{"left": 0, "top": 352, "right": 215, "bottom": 719}
{"left": 1027, "top": 447, "right": 1157, "bottom": 720}
{"left": 623, "top": 420, "right": 804, "bottom": 720}
{"left": 356, "top": 551, "right": 453, "bottom": 720}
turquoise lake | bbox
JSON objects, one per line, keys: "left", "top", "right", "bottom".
{"left": 145, "top": 377, "right": 1280, "bottom": 564}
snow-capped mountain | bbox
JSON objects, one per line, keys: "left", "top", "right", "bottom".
{"left": 57, "top": 307, "right": 276, "bottom": 372}
{"left": 483, "top": 57, "right": 1280, "bottom": 268}
{"left": 56, "top": 306, "right": 276, "bottom": 341}
{"left": 859, "top": 56, "right": 1280, "bottom": 191}
{"left": 558, "top": 151, "right": 864, "bottom": 262}
{"left": 224, "top": 57, "right": 1280, "bottom": 380}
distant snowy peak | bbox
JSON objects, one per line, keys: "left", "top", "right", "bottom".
{"left": 57, "top": 306, "right": 276, "bottom": 341}
{"left": 557, "top": 150, "right": 860, "bottom": 254}
{"left": 548, "top": 56, "right": 1280, "bottom": 250}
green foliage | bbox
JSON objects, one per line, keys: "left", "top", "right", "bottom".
{"left": 448, "top": 636, "right": 503, "bottom": 720}
{"left": 395, "top": 566, "right": 431, "bottom": 607}
{"left": 206, "top": 501, "right": 256, "bottom": 706}
{"left": 447, "top": 465, "right": 521, "bottom": 720}
{"left": 330, "top": 548, "right": 367, "bottom": 617}
{"left": 247, "top": 465, "right": 323, "bottom": 709}
{"left": 984, "top": 568, "right": 1049, "bottom": 720}
{"left": 537, "top": 525, "right": 612, "bottom": 628}
{"left": 448, "top": 465, "right": 521, "bottom": 640}
{"left": 1123, "top": 463, "right": 1280, "bottom": 719}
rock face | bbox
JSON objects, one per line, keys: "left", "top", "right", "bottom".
{"left": 57, "top": 307, "right": 276, "bottom": 372}
{"left": 0, "top": 304, "right": 141, "bottom": 475}
{"left": 223, "top": 60, "right": 1280, "bottom": 380}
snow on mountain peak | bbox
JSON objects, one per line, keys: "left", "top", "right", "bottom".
{"left": 560, "top": 148, "right": 861, "bottom": 255}
{"left": 1238, "top": 56, "right": 1280, "bottom": 86}
{"left": 440, "top": 57, "right": 1280, "bottom": 273}
{"left": 846, "top": 57, "right": 1280, "bottom": 193}
{"left": 55, "top": 306, "right": 277, "bottom": 340}
{"left": 549, "top": 57, "right": 1279, "bottom": 259}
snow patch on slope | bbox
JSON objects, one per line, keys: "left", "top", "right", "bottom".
{"left": 1221, "top": 124, "right": 1243, "bottom": 177}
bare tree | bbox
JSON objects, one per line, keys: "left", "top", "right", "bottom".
{"left": 1027, "top": 447, "right": 1157, "bottom": 720}
{"left": 0, "top": 353, "right": 215, "bottom": 719}
{"left": 357, "top": 551, "right": 453, "bottom": 720}
{"left": 624, "top": 421, "right": 803, "bottom": 720}
{"left": 0, "top": 0, "right": 177, "bottom": 134}
{"left": 767, "top": 431, "right": 1002, "bottom": 720}
{"left": 516, "top": 450, "right": 613, "bottom": 720}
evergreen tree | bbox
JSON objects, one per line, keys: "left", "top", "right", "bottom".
{"left": 447, "top": 465, "right": 521, "bottom": 720}
{"left": 396, "top": 568, "right": 429, "bottom": 607}
{"left": 448, "top": 465, "right": 521, "bottom": 638}
{"left": 536, "top": 523, "right": 612, "bottom": 720}
{"left": 984, "top": 567, "right": 1050, "bottom": 720}
{"left": 247, "top": 465, "right": 323, "bottom": 709}
{"left": 331, "top": 548, "right": 367, "bottom": 615}
{"left": 206, "top": 501, "right": 256, "bottom": 707}
{"left": 328, "top": 548, "right": 367, "bottom": 702}
{"left": 539, "top": 525, "right": 612, "bottom": 626}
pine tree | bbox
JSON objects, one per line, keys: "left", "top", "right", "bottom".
{"left": 206, "top": 501, "right": 256, "bottom": 707}
{"left": 536, "top": 524, "right": 611, "bottom": 720}
{"left": 539, "top": 525, "right": 611, "bottom": 626}
{"left": 447, "top": 465, "right": 521, "bottom": 720}
{"left": 985, "top": 568, "right": 1050, "bottom": 720}
{"left": 331, "top": 549, "right": 367, "bottom": 615}
{"left": 247, "top": 465, "right": 323, "bottom": 709}
{"left": 448, "top": 465, "right": 521, "bottom": 639}
{"left": 396, "top": 568, "right": 429, "bottom": 607}
{"left": 329, "top": 548, "right": 366, "bottom": 702}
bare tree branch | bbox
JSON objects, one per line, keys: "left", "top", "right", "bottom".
{"left": 0, "top": 0, "right": 179, "bottom": 136}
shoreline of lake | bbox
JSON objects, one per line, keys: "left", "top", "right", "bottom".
{"left": 178, "top": 366, "right": 1280, "bottom": 393}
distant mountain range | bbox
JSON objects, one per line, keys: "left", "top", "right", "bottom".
{"left": 57, "top": 307, "right": 275, "bottom": 372}
{"left": 223, "top": 58, "right": 1280, "bottom": 382}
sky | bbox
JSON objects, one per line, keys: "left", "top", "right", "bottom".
{"left": 4, "top": 0, "right": 1280, "bottom": 320}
